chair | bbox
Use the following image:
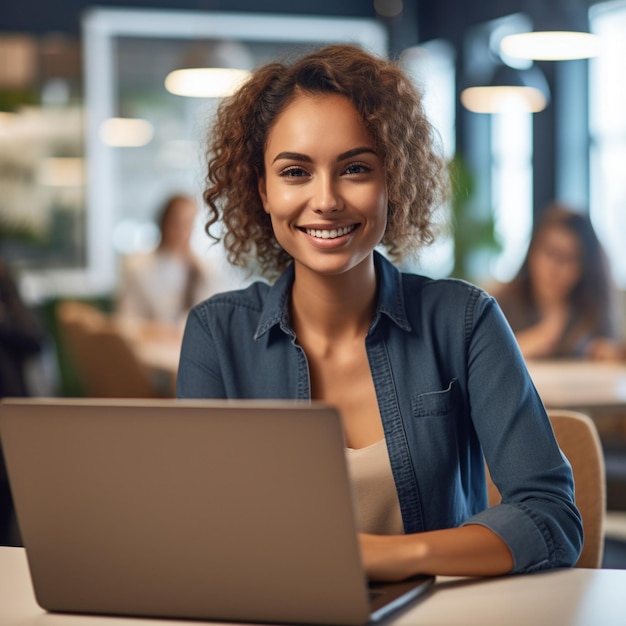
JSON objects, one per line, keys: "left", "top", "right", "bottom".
{"left": 56, "top": 300, "right": 109, "bottom": 395}
{"left": 56, "top": 301, "right": 160, "bottom": 398}
{"left": 486, "top": 409, "right": 606, "bottom": 568}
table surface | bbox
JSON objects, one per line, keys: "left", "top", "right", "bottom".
{"left": 2, "top": 548, "right": 626, "bottom": 626}
{"left": 526, "top": 359, "right": 626, "bottom": 410}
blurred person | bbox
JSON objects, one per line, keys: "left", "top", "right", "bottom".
{"left": 0, "top": 256, "right": 46, "bottom": 546}
{"left": 494, "top": 203, "right": 625, "bottom": 360}
{"left": 0, "top": 259, "right": 45, "bottom": 397}
{"left": 116, "top": 194, "right": 214, "bottom": 332}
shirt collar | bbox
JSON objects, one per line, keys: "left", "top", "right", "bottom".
{"left": 253, "top": 250, "right": 411, "bottom": 340}
{"left": 254, "top": 264, "right": 295, "bottom": 340}
{"left": 373, "top": 251, "right": 412, "bottom": 332}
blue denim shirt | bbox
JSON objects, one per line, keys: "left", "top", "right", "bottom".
{"left": 178, "top": 251, "right": 583, "bottom": 573}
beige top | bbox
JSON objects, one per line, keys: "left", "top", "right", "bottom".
{"left": 345, "top": 439, "right": 404, "bottom": 535}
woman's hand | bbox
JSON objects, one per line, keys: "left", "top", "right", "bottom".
{"left": 359, "top": 525, "right": 514, "bottom": 581}
{"left": 515, "top": 307, "right": 569, "bottom": 358}
{"left": 587, "top": 337, "right": 626, "bottom": 361}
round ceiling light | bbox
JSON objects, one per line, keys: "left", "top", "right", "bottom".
{"left": 500, "top": 31, "right": 602, "bottom": 61}
{"left": 164, "top": 68, "right": 251, "bottom": 98}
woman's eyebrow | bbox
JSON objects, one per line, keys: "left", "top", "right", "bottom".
{"left": 336, "top": 146, "right": 378, "bottom": 161}
{"left": 272, "top": 146, "right": 378, "bottom": 165}
{"left": 272, "top": 151, "right": 311, "bottom": 164}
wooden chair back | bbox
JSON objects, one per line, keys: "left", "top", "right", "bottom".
{"left": 56, "top": 301, "right": 157, "bottom": 398}
{"left": 486, "top": 409, "right": 605, "bottom": 568}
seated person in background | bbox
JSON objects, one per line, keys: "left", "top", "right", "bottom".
{"left": 0, "top": 256, "right": 46, "bottom": 546}
{"left": 0, "top": 258, "right": 46, "bottom": 398}
{"left": 178, "top": 44, "right": 582, "bottom": 579}
{"left": 116, "top": 194, "right": 214, "bottom": 336}
{"left": 494, "top": 203, "right": 625, "bottom": 360}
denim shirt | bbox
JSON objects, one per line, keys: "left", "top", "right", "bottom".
{"left": 177, "top": 251, "right": 583, "bottom": 573}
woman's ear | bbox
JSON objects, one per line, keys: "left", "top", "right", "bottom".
{"left": 258, "top": 177, "right": 269, "bottom": 213}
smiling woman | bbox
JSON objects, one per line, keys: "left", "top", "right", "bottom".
{"left": 177, "top": 44, "right": 583, "bottom": 582}
{"left": 202, "top": 45, "right": 447, "bottom": 279}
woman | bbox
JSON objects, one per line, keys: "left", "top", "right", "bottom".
{"left": 177, "top": 45, "right": 582, "bottom": 580}
{"left": 117, "top": 194, "right": 213, "bottom": 326}
{"left": 495, "top": 203, "right": 624, "bottom": 360}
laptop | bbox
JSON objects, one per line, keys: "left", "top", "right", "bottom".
{"left": 0, "top": 398, "right": 433, "bottom": 625}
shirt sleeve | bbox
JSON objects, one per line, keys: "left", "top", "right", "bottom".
{"left": 461, "top": 292, "right": 583, "bottom": 572}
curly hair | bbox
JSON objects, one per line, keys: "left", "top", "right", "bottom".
{"left": 203, "top": 43, "right": 449, "bottom": 278}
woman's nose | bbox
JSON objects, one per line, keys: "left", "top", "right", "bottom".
{"left": 311, "top": 175, "right": 342, "bottom": 213}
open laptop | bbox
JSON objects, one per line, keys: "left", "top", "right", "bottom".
{"left": 0, "top": 398, "right": 433, "bottom": 625}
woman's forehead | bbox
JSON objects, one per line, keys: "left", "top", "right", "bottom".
{"left": 263, "top": 93, "right": 376, "bottom": 158}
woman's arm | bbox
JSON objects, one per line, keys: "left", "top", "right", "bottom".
{"left": 360, "top": 525, "right": 513, "bottom": 581}
{"left": 464, "top": 295, "right": 582, "bottom": 572}
{"left": 357, "top": 285, "right": 581, "bottom": 580}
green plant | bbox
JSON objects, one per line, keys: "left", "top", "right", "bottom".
{"left": 448, "top": 153, "right": 501, "bottom": 282}
{"left": 0, "top": 216, "right": 42, "bottom": 245}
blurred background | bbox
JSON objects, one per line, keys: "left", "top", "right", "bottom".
{"left": 1, "top": 0, "right": 625, "bottom": 302}
{"left": 2, "top": 0, "right": 626, "bottom": 562}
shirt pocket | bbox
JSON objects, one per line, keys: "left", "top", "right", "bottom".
{"left": 410, "top": 379, "right": 467, "bottom": 521}
{"left": 412, "top": 378, "right": 459, "bottom": 418}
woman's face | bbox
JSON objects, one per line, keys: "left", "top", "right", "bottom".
{"left": 160, "top": 198, "right": 197, "bottom": 253}
{"left": 258, "top": 92, "right": 388, "bottom": 278}
{"left": 528, "top": 224, "right": 582, "bottom": 303}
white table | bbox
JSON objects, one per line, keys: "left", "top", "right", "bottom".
{"left": 525, "top": 359, "right": 626, "bottom": 444}
{"left": 2, "top": 547, "right": 626, "bottom": 626}
{"left": 526, "top": 359, "right": 626, "bottom": 410}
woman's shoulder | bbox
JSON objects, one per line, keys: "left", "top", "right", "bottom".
{"left": 401, "top": 270, "right": 491, "bottom": 302}
{"left": 397, "top": 271, "right": 499, "bottom": 334}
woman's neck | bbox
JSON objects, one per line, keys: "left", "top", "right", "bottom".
{"left": 290, "top": 256, "right": 377, "bottom": 342}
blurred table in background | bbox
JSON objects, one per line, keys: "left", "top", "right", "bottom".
{"left": 527, "top": 359, "right": 626, "bottom": 443}
{"left": 527, "top": 359, "right": 626, "bottom": 411}
{"left": 526, "top": 358, "right": 626, "bottom": 512}
{"left": 118, "top": 319, "right": 183, "bottom": 397}
{"left": 131, "top": 334, "right": 181, "bottom": 395}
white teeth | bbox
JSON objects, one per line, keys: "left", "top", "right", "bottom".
{"left": 304, "top": 225, "right": 355, "bottom": 239}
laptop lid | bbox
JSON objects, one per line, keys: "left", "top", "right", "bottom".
{"left": 0, "top": 398, "right": 433, "bottom": 625}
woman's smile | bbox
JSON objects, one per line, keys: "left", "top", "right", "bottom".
{"left": 300, "top": 224, "right": 357, "bottom": 239}
{"left": 297, "top": 224, "right": 360, "bottom": 250}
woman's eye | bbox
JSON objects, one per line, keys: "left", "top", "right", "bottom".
{"left": 344, "top": 163, "right": 371, "bottom": 175}
{"left": 279, "top": 166, "right": 309, "bottom": 178}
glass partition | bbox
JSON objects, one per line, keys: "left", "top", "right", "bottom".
{"left": 71, "top": 7, "right": 387, "bottom": 299}
{"left": 7, "top": 8, "right": 386, "bottom": 300}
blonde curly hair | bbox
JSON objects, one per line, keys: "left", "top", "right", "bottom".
{"left": 203, "top": 44, "right": 449, "bottom": 278}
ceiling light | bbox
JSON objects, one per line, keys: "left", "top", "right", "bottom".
{"left": 164, "top": 68, "right": 251, "bottom": 98}
{"left": 374, "top": 0, "right": 403, "bottom": 18}
{"left": 500, "top": 31, "right": 601, "bottom": 60}
{"left": 99, "top": 117, "right": 154, "bottom": 147}
{"left": 461, "top": 64, "right": 550, "bottom": 114}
